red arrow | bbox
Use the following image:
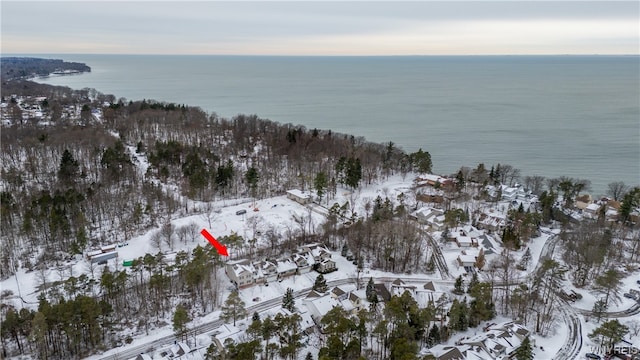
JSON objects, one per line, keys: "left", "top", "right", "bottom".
{"left": 200, "top": 229, "right": 228, "bottom": 256}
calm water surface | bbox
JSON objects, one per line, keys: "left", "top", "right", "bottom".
{"left": 31, "top": 54, "right": 640, "bottom": 195}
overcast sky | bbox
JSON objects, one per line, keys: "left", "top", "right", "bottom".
{"left": 2, "top": 1, "right": 638, "bottom": 55}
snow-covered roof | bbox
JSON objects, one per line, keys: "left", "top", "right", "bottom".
{"left": 458, "top": 254, "right": 476, "bottom": 264}
{"left": 286, "top": 189, "right": 312, "bottom": 199}
{"left": 457, "top": 236, "right": 473, "bottom": 245}
{"left": 210, "top": 324, "right": 242, "bottom": 346}
{"left": 307, "top": 294, "right": 341, "bottom": 318}
{"left": 585, "top": 203, "right": 601, "bottom": 211}
{"left": 276, "top": 259, "right": 297, "bottom": 273}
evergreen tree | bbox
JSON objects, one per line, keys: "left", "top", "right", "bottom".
{"left": 589, "top": 319, "right": 629, "bottom": 347}
{"left": 409, "top": 148, "right": 432, "bottom": 173}
{"left": 313, "top": 274, "right": 328, "bottom": 293}
{"left": 366, "top": 277, "right": 377, "bottom": 302}
{"left": 513, "top": 336, "right": 534, "bottom": 360}
{"left": 245, "top": 167, "right": 259, "bottom": 198}
{"left": 593, "top": 269, "right": 624, "bottom": 308}
{"left": 427, "top": 324, "right": 441, "bottom": 347}
{"left": 345, "top": 157, "right": 362, "bottom": 189}
{"left": 221, "top": 290, "right": 247, "bottom": 326}
{"left": 173, "top": 304, "right": 190, "bottom": 341}
{"left": 283, "top": 287, "right": 295, "bottom": 312}
{"left": 453, "top": 275, "right": 464, "bottom": 295}
{"left": 58, "top": 148, "right": 79, "bottom": 184}
{"left": 592, "top": 299, "right": 608, "bottom": 323}
{"left": 619, "top": 187, "right": 640, "bottom": 224}
{"left": 314, "top": 171, "right": 328, "bottom": 203}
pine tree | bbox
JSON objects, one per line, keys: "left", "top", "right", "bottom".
{"left": 283, "top": 287, "right": 295, "bottom": 312}
{"left": 221, "top": 290, "right": 247, "bottom": 326}
{"left": 366, "top": 277, "right": 377, "bottom": 302}
{"left": 314, "top": 171, "right": 328, "bottom": 202}
{"left": 173, "top": 304, "right": 190, "bottom": 341}
{"left": 58, "top": 148, "right": 79, "bottom": 184}
{"left": 427, "top": 324, "right": 441, "bottom": 347}
{"left": 313, "top": 274, "right": 328, "bottom": 293}
{"left": 245, "top": 166, "right": 259, "bottom": 198}
{"left": 453, "top": 275, "right": 464, "bottom": 294}
{"left": 514, "top": 336, "right": 534, "bottom": 360}
{"left": 589, "top": 319, "right": 629, "bottom": 347}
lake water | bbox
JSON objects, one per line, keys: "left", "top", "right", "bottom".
{"left": 31, "top": 54, "right": 640, "bottom": 196}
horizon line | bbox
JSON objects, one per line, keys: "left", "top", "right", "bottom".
{"left": 3, "top": 52, "right": 639, "bottom": 57}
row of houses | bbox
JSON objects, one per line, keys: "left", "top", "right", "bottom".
{"left": 576, "top": 195, "right": 623, "bottom": 221}
{"left": 133, "top": 341, "right": 198, "bottom": 360}
{"left": 423, "top": 321, "right": 534, "bottom": 360}
{"left": 225, "top": 244, "right": 337, "bottom": 288}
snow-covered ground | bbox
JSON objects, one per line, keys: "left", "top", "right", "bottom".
{"left": 5, "top": 173, "right": 637, "bottom": 360}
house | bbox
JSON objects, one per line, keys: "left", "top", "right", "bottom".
{"left": 316, "top": 258, "right": 337, "bottom": 273}
{"left": 305, "top": 244, "right": 332, "bottom": 262}
{"left": 225, "top": 260, "right": 255, "bottom": 288}
{"left": 292, "top": 253, "right": 312, "bottom": 274}
{"left": 411, "top": 207, "right": 446, "bottom": 230}
{"left": 455, "top": 236, "right": 475, "bottom": 248}
{"left": 88, "top": 251, "right": 118, "bottom": 264}
{"left": 575, "top": 194, "right": 593, "bottom": 210}
{"left": 86, "top": 245, "right": 119, "bottom": 263}
{"left": 478, "top": 234, "right": 499, "bottom": 255}
{"left": 258, "top": 260, "right": 278, "bottom": 283}
{"left": 303, "top": 293, "right": 343, "bottom": 323}
{"left": 286, "top": 189, "right": 313, "bottom": 205}
{"left": 584, "top": 203, "right": 602, "bottom": 219}
{"left": 390, "top": 278, "right": 417, "bottom": 296}
{"left": 267, "top": 307, "right": 317, "bottom": 335}
{"left": 209, "top": 324, "right": 242, "bottom": 350}
{"left": 168, "top": 342, "right": 191, "bottom": 357}
{"left": 415, "top": 174, "right": 453, "bottom": 188}
{"left": 423, "top": 321, "right": 533, "bottom": 360}
{"left": 457, "top": 253, "right": 477, "bottom": 268}
{"left": 373, "top": 283, "right": 392, "bottom": 302}
{"left": 348, "top": 291, "right": 367, "bottom": 312}
{"left": 414, "top": 281, "right": 440, "bottom": 306}
{"left": 331, "top": 286, "right": 349, "bottom": 301}
{"left": 476, "top": 212, "right": 506, "bottom": 233}
{"left": 460, "top": 321, "right": 533, "bottom": 359}
{"left": 276, "top": 259, "right": 298, "bottom": 279}
{"left": 422, "top": 344, "right": 467, "bottom": 360}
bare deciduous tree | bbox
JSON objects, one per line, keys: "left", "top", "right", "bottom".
{"left": 607, "top": 181, "right": 629, "bottom": 201}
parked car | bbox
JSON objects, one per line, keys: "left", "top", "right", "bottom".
{"left": 236, "top": 209, "right": 247, "bottom": 215}
{"left": 586, "top": 353, "right": 601, "bottom": 360}
{"left": 624, "top": 293, "right": 634, "bottom": 299}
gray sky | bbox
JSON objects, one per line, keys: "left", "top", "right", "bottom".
{"left": 2, "top": 1, "right": 638, "bottom": 55}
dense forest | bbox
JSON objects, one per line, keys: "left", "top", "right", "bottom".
{"left": 1, "top": 59, "right": 639, "bottom": 360}
{"left": 1, "top": 57, "right": 91, "bottom": 81}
